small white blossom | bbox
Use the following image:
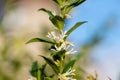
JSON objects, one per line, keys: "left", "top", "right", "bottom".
{"left": 46, "top": 31, "right": 67, "bottom": 42}
{"left": 55, "top": 43, "right": 70, "bottom": 51}
{"left": 66, "top": 48, "right": 77, "bottom": 55}
{"left": 58, "top": 68, "right": 76, "bottom": 80}
{"left": 54, "top": 43, "right": 77, "bottom": 54}
{"left": 47, "top": 30, "right": 77, "bottom": 54}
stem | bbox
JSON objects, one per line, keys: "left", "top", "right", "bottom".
{"left": 59, "top": 57, "right": 64, "bottom": 73}
{"left": 37, "top": 69, "right": 41, "bottom": 80}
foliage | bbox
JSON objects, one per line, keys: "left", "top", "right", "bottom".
{"left": 27, "top": 0, "right": 87, "bottom": 80}
{"left": 27, "top": 0, "right": 111, "bottom": 80}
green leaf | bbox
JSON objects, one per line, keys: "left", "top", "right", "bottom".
{"left": 39, "top": 8, "right": 64, "bottom": 30}
{"left": 50, "top": 15, "right": 64, "bottom": 30}
{"left": 53, "top": 50, "right": 66, "bottom": 61}
{"left": 57, "top": 0, "right": 64, "bottom": 5}
{"left": 30, "top": 62, "right": 47, "bottom": 79}
{"left": 30, "top": 61, "right": 39, "bottom": 78}
{"left": 40, "top": 64, "right": 47, "bottom": 80}
{"left": 26, "top": 38, "right": 55, "bottom": 44}
{"left": 38, "top": 8, "right": 54, "bottom": 17}
{"left": 62, "top": 59, "right": 76, "bottom": 73}
{"left": 69, "top": 0, "right": 86, "bottom": 8}
{"left": 65, "top": 21, "right": 86, "bottom": 39}
{"left": 41, "top": 56, "right": 60, "bottom": 74}
{"left": 53, "top": 0, "right": 64, "bottom": 5}
{"left": 61, "top": 0, "right": 86, "bottom": 15}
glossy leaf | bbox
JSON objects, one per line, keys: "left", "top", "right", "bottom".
{"left": 53, "top": 0, "right": 64, "bottom": 5}
{"left": 69, "top": 0, "right": 86, "bottom": 8}
{"left": 39, "top": 8, "right": 64, "bottom": 30}
{"left": 65, "top": 21, "right": 86, "bottom": 39}
{"left": 38, "top": 8, "right": 54, "bottom": 17}
{"left": 41, "top": 56, "right": 60, "bottom": 74}
{"left": 61, "top": 0, "right": 86, "bottom": 15}
{"left": 50, "top": 15, "right": 64, "bottom": 30}
{"left": 26, "top": 38, "right": 55, "bottom": 44}
{"left": 30, "top": 61, "right": 39, "bottom": 78}
{"left": 62, "top": 59, "right": 76, "bottom": 73}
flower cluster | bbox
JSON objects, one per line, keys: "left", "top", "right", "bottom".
{"left": 47, "top": 31, "right": 67, "bottom": 43}
{"left": 47, "top": 30, "right": 77, "bottom": 55}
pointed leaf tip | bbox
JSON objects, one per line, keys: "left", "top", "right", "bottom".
{"left": 62, "top": 59, "right": 76, "bottom": 73}
{"left": 65, "top": 21, "right": 87, "bottom": 39}
{"left": 40, "top": 56, "right": 59, "bottom": 74}
{"left": 26, "top": 38, "right": 55, "bottom": 44}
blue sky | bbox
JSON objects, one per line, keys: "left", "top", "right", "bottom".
{"left": 65, "top": 0, "right": 120, "bottom": 45}
{"left": 65, "top": 0, "right": 120, "bottom": 79}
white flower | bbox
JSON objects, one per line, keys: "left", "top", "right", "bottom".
{"left": 46, "top": 31, "right": 67, "bottom": 42}
{"left": 54, "top": 43, "right": 77, "bottom": 54}
{"left": 47, "top": 30, "right": 77, "bottom": 54}
{"left": 65, "top": 48, "right": 77, "bottom": 55}
{"left": 55, "top": 43, "right": 70, "bottom": 51}
{"left": 58, "top": 68, "right": 76, "bottom": 80}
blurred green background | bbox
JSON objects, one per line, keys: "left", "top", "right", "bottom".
{"left": 0, "top": 0, "right": 120, "bottom": 80}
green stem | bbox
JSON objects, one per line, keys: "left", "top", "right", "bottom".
{"left": 59, "top": 58, "right": 63, "bottom": 73}
{"left": 37, "top": 69, "right": 41, "bottom": 80}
